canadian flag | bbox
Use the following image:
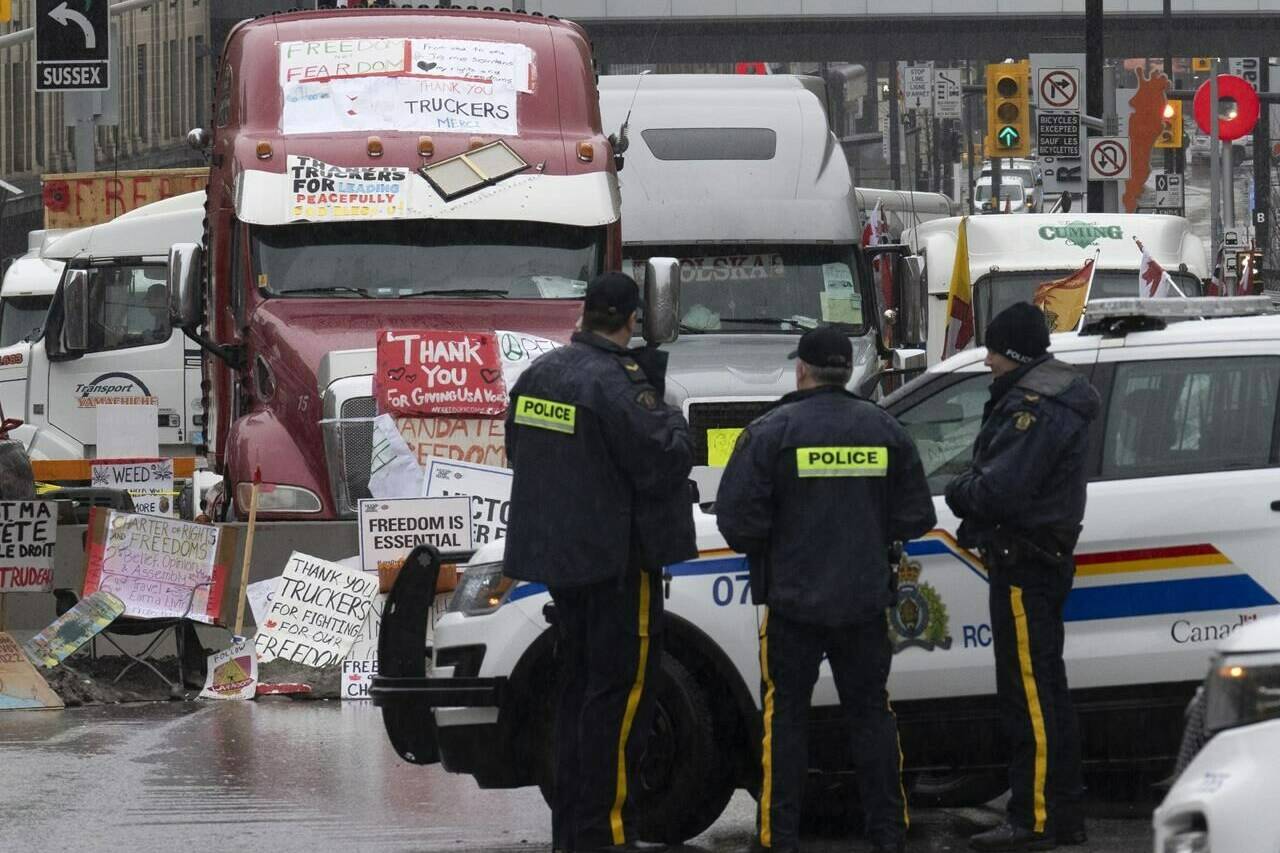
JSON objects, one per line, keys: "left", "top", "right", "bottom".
{"left": 1138, "top": 240, "right": 1173, "bottom": 298}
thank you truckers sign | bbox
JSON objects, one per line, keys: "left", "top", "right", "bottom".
{"left": 36, "top": 0, "right": 110, "bottom": 92}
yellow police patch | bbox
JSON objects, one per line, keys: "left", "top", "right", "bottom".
{"left": 795, "top": 446, "right": 888, "bottom": 477}
{"left": 513, "top": 395, "right": 577, "bottom": 434}
{"left": 1014, "top": 411, "right": 1036, "bottom": 431}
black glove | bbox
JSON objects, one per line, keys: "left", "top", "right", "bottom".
{"left": 629, "top": 344, "right": 669, "bottom": 399}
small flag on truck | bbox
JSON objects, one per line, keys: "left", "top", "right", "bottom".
{"left": 1034, "top": 256, "right": 1098, "bottom": 333}
{"left": 942, "top": 217, "right": 975, "bottom": 359}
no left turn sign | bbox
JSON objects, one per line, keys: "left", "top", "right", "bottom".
{"left": 1088, "top": 137, "right": 1131, "bottom": 181}
{"left": 1039, "top": 69, "right": 1079, "bottom": 110}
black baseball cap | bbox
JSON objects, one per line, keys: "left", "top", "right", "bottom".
{"left": 788, "top": 326, "right": 853, "bottom": 369}
{"left": 583, "top": 272, "right": 643, "bottom": 318}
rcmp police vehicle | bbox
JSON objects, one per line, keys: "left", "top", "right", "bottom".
{"left": 375, "top": 296, "right": 1280, "bottom": 843}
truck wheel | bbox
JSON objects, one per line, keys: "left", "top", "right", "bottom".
{"left": 534, "top": 652, "right": 734, "bottom": 844}
{"left": 634, "top": 653, "right": 735, "bottom": 843}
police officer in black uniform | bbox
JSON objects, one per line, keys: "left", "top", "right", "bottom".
{"left": 945, "top": 303, "right": 1100, "bottom": 852}
{"left": 504, "top": 272, "right": 697, "bottom": 853}
{"left": 716, "top": 327, "right": 937, "bottom": 853}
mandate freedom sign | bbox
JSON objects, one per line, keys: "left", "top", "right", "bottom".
{"left": 357, "top": 496, "right": 473, "bottom": 574}
{"left": 375, "top": 329, "right": 507, "bottom": 416}
{"left": 0, "top": 502, "right": 57, "bottom": 593}
{"left": 255, "top": 552, "right": 381, "bottom": 667}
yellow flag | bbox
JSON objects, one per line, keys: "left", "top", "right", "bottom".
{"left": 0, "top": 0, "right": 11, "bottom": 24}
{"left": 942, "top": 217, "right": 974, "bottom": 359}
{"left": 1033, "top": 259, "right": 1096, "bottom": 332}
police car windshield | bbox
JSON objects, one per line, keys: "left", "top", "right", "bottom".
{"left": 625, "top": 244, "right": 867, "bottom": 335}
{"left": 0, "top": 295, "right": 52, "bottom": 346}
{"left": 974, "top": 269, "right": 1206, "bottom": 336}
{"left": 251, "top": 220, "right": 604, "bottom": 299}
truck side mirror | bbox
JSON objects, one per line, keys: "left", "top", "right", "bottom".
{"left": 642, "top": 257, "right": 680, "bottom": 345}
{"left": 168, "top": 242, "right": 203, "bottom": 330}
{"left": 62, "top": 268, "right": 90, "bottom": 353}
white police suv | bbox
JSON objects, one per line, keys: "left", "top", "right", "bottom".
{"left": 374, "top": 297, "right": 1280, "bottom": 844}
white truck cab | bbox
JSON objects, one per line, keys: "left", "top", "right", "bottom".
{"left": 0, "top": 230, "right": 73, "bottom": 428}
{"left": 376, "top": 296, "right": 1280, "bottom": 843}
{"left": 906, "top": 214, "right": 1211, "bottom": 365}
{"left": 10, "top": 191, "right": 205, "bottom": 460}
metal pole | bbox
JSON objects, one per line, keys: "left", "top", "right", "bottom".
{"left": 1163, "top": 0, "right": 1175, "bottom": 173}
{"left": 1103, "top": 62, "right": 1118, "bottom": 213}
{"left": 1255, "top": 58, "right": 1272, "bottom": 280}
{"left": 1224, "top": 136, "right": 1235, "bottom": 230}
{"left": 964, "top": 62, "right": 975, "bottom": 213}
{"left": 1086, "top": 0, "right": 1105, "bottom": 212}
{"left": 1210, "top": 62, "right": 1223, "bottom": 267}
{"left": 889, "top": 62, "right": 902, "bottom": 190}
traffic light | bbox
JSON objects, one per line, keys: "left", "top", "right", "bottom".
{"left": 985, "top": 61, "right": 1031, "bottom": 158}
{"left": 1156, "top": 100, "right": 1183, "bottom": 149}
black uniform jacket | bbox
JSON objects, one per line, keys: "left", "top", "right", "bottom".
{"left": 715, "top": 385, "right": 937, "bottom": 626}
{"left": 503, "top": 332, "right": 696, "bottom": 588}
{"left": 945, "top": 356, "right": 1101, "bottom": 549}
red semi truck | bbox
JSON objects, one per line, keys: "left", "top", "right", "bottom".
{"left": 166, "top": 7, "right": 628, "bottom": 522}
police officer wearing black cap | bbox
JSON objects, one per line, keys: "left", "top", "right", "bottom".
{"left": 504, "top": 272, "right": 697, "bottom": 853}
{"left": 716, "top": 326, "right": 937, "bottom": 853}
{"left": 945, "top": 302, "right": 1100, "bottom": 852}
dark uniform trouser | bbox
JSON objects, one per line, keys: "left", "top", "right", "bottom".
{"left": 550, "top": 567, "right": 663, "bottom": 851}
{"left": 758, "top": 609, "right": 908, "bottom": 850}
{"left": 987, "top": 559, "right": 1084, "bottom": 836}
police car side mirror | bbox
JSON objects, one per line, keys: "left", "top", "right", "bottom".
{"left": 168, "top": 242, "right": 203, "bottom": 331}
{"left": 643, "top": 257, "right": 680, "bottom": 345}
{"left": 62, "top": 268, "right": 90, "bottom": 354}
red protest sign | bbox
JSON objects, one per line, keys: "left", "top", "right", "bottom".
{"left": 375, "top": 330, "right": 508, "bottom": 416}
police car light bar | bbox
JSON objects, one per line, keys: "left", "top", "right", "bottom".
{"left": 1081, "top": 297, "right": 1277, "bottom": 336}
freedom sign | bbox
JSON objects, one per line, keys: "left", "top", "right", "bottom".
{"left": 375, "top": 329, "right": 508, "bottom": 417}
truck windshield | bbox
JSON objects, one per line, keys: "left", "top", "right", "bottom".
{"left": 626, "top": 244, "right": 867, "bottom": 334}
{"left": 251, "top": 220, "right": 604, "bottom": 299}
{"left": 975, "top": 269, "right": 1206, "bottom": 336}
{"left": 0, "top": 295, "right": 52, "bottom": 346}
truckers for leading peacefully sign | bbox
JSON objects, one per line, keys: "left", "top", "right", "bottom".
{"left": 375, "top": 330, "right": 508, "bottom": 417}
{"left": 357, "top": 496, "right": 473, "bottom": 575}
{"left": 36, "top": 0, "right": 110, "bottom": 92}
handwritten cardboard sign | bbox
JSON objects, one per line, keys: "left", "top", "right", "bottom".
{"left": 23, "top": 590, "right": 125, "bottom": 668}
{"left": 287, "top": 155, "right": 409, "bottom": 221}
{"left": 199, "top": 637, "right": 258, "bottom": 701}
{"left": 254, "top": 552, "right": 381, "bottom": 668}
{"left": 357, "top": 496, "right": 473, "bottom": 575}
{"left": 0, "top": 502, "right": 57, "bottom": 593}
{"left": 341, "top": 594, "right": 385, "bottom": 701}
{"left": 376, "top": 330, "right": 507, "bottom": 417}
{"left": 0, "top": 632, "right": 63, "bottom": 710}
{"left": 91, "top": 458, "right": 176, "bottom": 517}
{"left": 423, "top": 457, "right": 513, "bottom": 546}
{"left": 82, "top": 509, "right": 236, "bottom": 624}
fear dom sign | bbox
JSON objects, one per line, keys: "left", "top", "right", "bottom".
{"left": 375, "top": 330, "right": 508, "bottom": 417}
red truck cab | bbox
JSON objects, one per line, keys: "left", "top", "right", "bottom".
{"left": 172, "top": 7, "right": 620, "bottom": 519}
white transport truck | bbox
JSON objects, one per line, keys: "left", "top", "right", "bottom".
{"left": 1, "top": 192, "right": 205, "bottom": 461}
{"left": 905, "top": 213, "right": 1211, "bottom": 365}
{"left": 599, "top": 73, "right": 933, "bottom": 496}
{"left": 0, "top": 230, "right": 69, "bottom": 353}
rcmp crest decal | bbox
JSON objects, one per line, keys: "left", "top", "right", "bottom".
{"left": 889, "top": 558, "right": 952, "bottom": 652}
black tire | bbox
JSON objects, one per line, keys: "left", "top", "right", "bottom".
{"left": 535, "top": 652, "right": 735, "bottom": 845}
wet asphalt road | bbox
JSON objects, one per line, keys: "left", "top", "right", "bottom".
{"left": 0, "top": 702, "right": 1154, "bottom": 853}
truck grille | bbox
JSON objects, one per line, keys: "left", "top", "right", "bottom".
{"left": 687, "top": 401, "right": 774, "bottom": 465}
{"left": 337, "top": 396, "right": 376, "bottom": 512}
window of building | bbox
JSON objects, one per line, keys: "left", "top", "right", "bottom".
{"left": 1101, "top": 357, "right": 1280, "bottom": 479}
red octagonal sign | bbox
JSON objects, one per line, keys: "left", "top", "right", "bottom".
{"left": 1194, "top": 73, "right": 1261, "bottom": 142}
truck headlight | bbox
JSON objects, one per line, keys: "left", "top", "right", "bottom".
{"left": 447, "top": 561, "right": 513, "bottom": 616}
{"left": 1205, "top": 650, "right": 1280, "bottom": 733}
{"left": 235, "top": 482, "right": 322, "bottom": 514}
{"left": 1163, "top": 830, "right": 1208, "bottom": 853}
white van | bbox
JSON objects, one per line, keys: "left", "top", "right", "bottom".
{"left": 906, "top": 214, "right": 1211, "bottom": 365}
{"left": 377, "top": 296, "right": 1280, "bottom": 843}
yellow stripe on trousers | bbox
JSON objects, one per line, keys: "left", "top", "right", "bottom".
{"left": 1010, "top": 586, "right": 1049, "bottom": 834}
{"left": 609, "top": 574, "right": 652, "bottom": 845}
{"left": 758, "top": 610, "right": 775, "bottom": 848}
{"left": 888, "top": 698, "right": 910, "bottom": 831}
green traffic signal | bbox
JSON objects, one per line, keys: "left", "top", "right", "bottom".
{"left": 997, "top": 126, "right": 1020, "bottom": 147}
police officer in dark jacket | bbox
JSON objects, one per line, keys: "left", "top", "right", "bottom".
{"left": 945, "top": 302, "right": 1101, "bottom": 852}
{"left": 716, "top": 327, "right": 937, "bottom": 853}
{"left": 505, "top": 272, "right": 697, "bottom": 853}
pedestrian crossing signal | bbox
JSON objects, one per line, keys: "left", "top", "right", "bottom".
{"left": 1155, "top": 101, "right": 1183, "bottom": 149}
{"left": 985, "top": 61, "right": 1031, "bottom": 158}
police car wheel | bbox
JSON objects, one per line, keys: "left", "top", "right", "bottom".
{"left": 633, "top": 653, "right": 735, "bottom": 844}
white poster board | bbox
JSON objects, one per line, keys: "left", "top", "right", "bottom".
{"left": 91, "top": 458, "right": 175, "bottom": 517}
{"left": 254, "top": 552, "right": 381, "bottom": 667}
{"left": 95, "top": 404, "right": 159, "bottom": 458}
{"left": 423, "top": 457, "right": 513, "bottom": 546}
{"left": 357, "top": 496, "right": 473, "bottom": 575}
{"left": 0, "top": 502, "right": 57, "bottom": 593}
